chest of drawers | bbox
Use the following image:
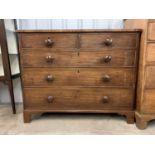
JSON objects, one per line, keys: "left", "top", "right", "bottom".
{"left": 17, "top": 29, "right": 141, "bottom": 123}
{"left": 125, "top": 20, "right": 155, "bottom": 129}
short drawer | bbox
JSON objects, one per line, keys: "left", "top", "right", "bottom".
{"left": 22, "top": 68, "right": 135, "bottom": 87}
{"left": 80, "top": 33, "right": 138, "bottom": 49}
{"left": 146, "top": 43, "right": 155, "bottom": 64}
{"left": 142, "top": 89, "right": 155, "bottom": 113}
{"left": 19, "top": 33, "right": 77, "bottom": 48}
{"left": 148, "top": 23, "right": 155, "bottom": 40}
{"left": 21, "top": 49, "right": 136, "bottom": 67}
{"left": 145, "top": 66, "right": 155, "bottom": 88}
{"left": 24, "top": 87, "right": 134, "bottom": 110}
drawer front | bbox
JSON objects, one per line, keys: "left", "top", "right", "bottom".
{"left": 142, "top": 89, "right": 155, "bottom": 113}
{"left": 80, "top": 33, "right": 138, "bottom": 49}
{"left": 146, "top": 43, "right": 155, "bottom": 64}
{"left": 22, "top": 68, "right": 135, "bottom": 87}
{"left": 24, "top": 88, "right": 134, "bottom": 110}
{"left": 20, "top": 33, "right": 77, "bottom": 48}
{"left": 145, "top": 66, "right": 155, "bottom": 88}
{"left": 148, "top": 23, "right": 155, "bottom": 40}
{"left": 21, "top": 50, "right": 136, "bottom": 67}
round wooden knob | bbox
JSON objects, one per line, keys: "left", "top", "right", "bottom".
{"left": 45, "top": 38, "right": 53, "bottom": 46}
{"left": 102, "top": 96, "right": 109, "bottom": 104}
{"left": 104, "top": 55, "right": 112, "bottom": 63}
{"left": 47, "top": 96, "right": 54, "bottom": 103}
{"left": 102, "top": 75, "right": 110, "bottom": 82}
{"left": 46, "top": 55, "right": 54, "bottom": 63}
{"left": 46, "top": 75, "right": 54, "bottom": 82}
{"left": 104, "top": 38, "right": 112, "bottom": 46}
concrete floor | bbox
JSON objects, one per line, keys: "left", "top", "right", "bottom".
{"left": 1, "top": 104, "right": 155, "bottom": 134}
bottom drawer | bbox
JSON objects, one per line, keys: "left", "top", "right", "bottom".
{"left": 24, "top": 87, "right": 134, "bottom": 110}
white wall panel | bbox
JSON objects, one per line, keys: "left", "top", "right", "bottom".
{"left": 35, "top": 19, "right": 51, "bottom": 29}
{"left": 65, "top": 19, "right": 79, "bottom": 29}
{"left": 52, "top": 19, "right": 64, "bottom": 29}
{"left": 4, "top": 20, "right": 18, "bottom": 54}
{"left": 0, "top": 78, "right": 22, "bottom": 103}
{"left": 0, "top": 55, "right": 4, "bottom": 76}
{"left": 16, "top": 19, "right": 123, "bottom": 29}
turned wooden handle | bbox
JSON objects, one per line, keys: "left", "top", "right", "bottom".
{"left": 46, "top": 75, "right": 54, "bottom": 82}
{"left": 104, "top": 55, "right": 112, "bottom": 63}
{"left": 102, "top": 96, "right": 109, "bottom": 104}
{"left": 45, "top": 37, "right": 54, "bottom": 46}
{"left": 46, "top": 55, "right": 54, "bottom": 63}
{"left": 102, "top": 75, "right": 110, "bottom": 82}
{"left": 47, "top": 96, "right": 54, "bottom": 103}
{"left": 104, "top": 38, "right": 112, "bottom": 46}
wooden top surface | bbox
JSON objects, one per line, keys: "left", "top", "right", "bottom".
{"left": 16, "top": 29, "right": 142, "bottom": 33}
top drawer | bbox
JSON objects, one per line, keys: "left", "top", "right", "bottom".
{"left": 80, "top": 33, "right": 138, "bottom": 49}
{"left": 19, "top": 33, "right": 77, "bottom": 48}
{"left": 19, "top": 32, "right": 138, "bottom": 49}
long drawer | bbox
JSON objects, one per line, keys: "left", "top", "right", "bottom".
{"left": 24, "top": 87, "right": 134, "bottom": 110}
{"left": 21, "top": 49, "right": 136, "bottom": 67}
{"left": 19, "top": 32, "right": 138, "bottom": 49}
{"left": 22, "top": 68, "right": 135, "bottom": 87}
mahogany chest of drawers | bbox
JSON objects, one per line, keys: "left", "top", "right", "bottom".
{"left": 17, "top": 29, "right": 141, "bottom": 123}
